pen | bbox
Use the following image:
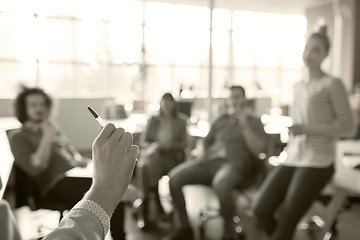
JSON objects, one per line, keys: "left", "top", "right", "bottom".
{"left": 87, "top": 106, "right": 106, "bottom": 127}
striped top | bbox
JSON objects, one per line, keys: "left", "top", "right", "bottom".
{"left": 283, "top": 76, "right": 356, "bottom": 168}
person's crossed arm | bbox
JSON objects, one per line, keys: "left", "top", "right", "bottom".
{"left": 44, "top": 123, "right": 139, "bottom": 240}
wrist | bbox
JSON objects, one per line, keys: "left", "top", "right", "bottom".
{"left": 84, "top": 185, "right": 121, "bottom": 217}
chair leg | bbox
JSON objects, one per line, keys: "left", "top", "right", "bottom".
{"left": 322, "top": 188, "right": 347, "bottom": 240}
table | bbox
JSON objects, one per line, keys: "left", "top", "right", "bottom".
{"left": 65, "top": 163, "right": 93, "bottom": 178}
{"left": 105, "top": 113, "right": 148, "bottom": 134}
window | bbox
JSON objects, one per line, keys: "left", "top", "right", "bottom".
{"left": 0, "top": 1, "right": 306, "bottom": 108}
{"left": 232, "top": 11, "right": 306, "bottom": 103}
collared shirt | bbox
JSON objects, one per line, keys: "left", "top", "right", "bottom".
{"left": 283, "top": 76, "right": 356, "bottom": 168}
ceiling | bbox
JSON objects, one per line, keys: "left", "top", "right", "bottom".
{"left": 145, "top": 0, "right": 333, "bottom": 14}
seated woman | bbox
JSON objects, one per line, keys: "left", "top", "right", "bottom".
{"left": 136, "top": 93, "right": 187, "bottom": 229}
{"left": 9, "top": 87, "right": 127, "bottom": 240}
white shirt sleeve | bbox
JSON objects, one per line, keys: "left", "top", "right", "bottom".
{"left": 44, "top": 200, "right": 110, "bottom": 240}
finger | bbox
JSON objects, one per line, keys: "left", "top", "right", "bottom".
{"left": 128, "top": 145, "right": 139, "bottom": 158}
{"left": 119, "top": 132, "right": 133, "bottom": 149}
{"left": 97, "top": 123, "right": 116, "bottom": 140}
{"left": 111, "top": 128, "right": 125, "bottom": 142}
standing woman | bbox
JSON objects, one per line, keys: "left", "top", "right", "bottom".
{"left": 251, "top": 26, "right": 356, "bottom": 240}
{"left": 136, "top": 93, "right": 187, "bottom": 229}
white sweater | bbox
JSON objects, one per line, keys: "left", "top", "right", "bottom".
{"left": 283, "top": 76, "right": 356, "bottom": 168}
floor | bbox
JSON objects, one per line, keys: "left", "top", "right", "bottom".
{"left": 13, "top": 196, "right": 351, "bottom": 240}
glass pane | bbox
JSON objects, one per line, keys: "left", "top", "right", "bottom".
{"left": 0, "top": 62, "right": 37, "bottom": 98}
{"left": 175, "top": 67, "right": 202, "bottom": 98}
{"left": 256, "top": 70, "right": 279, "bottom": 93}
{"left": 36, "top": 0, "right": 76, "bottom": 16}
{"left": 280, "top": 15, "right": 307, "bottom": 68}
{"left": 38, "top": 18, "right": 73, "bottom": 61}
{"left": 280, "top": 70, "right": 303, "bottom": 104}
{"left": 109, "top": 66, "right": 139, "bottom": 103}
{"left": 38, "top": 63, "right": 74, "bottom": 96}
{"left": 145, "top": 3, "right": 174, "bottom": 64}
{"left": 76, "top": 64, "right": 109, "bottom": 96}
{"left": 145, "top": 2, "right": 209, "bottom": 65}
{"left": 146, "top": 66, "right": 172, "bottom": 102}
{"left": 0, "top": 14, "right": 36, "bottom": 59}
{"left": 213, "top": 8, "right": 231, "bottom": 30}
{"left": 212, "top": 9, "right": 231, "bottom": 66}
{"left": 213, "top": 30, "right": 229, "bottom": 66}
{"left": 172, "top": 5, "right": 209, "bottom": 66}
{"left": 0, "top": 0, "right": 35, "bottom": 14}
{"left": 232, "top": 11, "right": 256, "bottom": 67}
{"left": 104, "top": 0, "right": 143, "bottom": 21}
{"left": 254, "top": 13, "right": 282, "bottom": 67}
{"left": 211, "top": 68, "right": 229, "bottom": 98}
{"left": 109, "top": 12, "right": 143, "bottom": 63}
{"left": 233, "top": 69, "right": 262, "bottom": 98}
{"left": 76, "top": 20, "right": 107, "bottom": 62}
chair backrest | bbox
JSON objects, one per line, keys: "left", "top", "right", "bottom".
{"left": 334, "top": 140, "right": 360, "bottom": 193}
{"left": 0, "top": 129, "right": 14, "bottom": 199}
{"left": 4, "top": 128, "right": 39, "bottom": 209}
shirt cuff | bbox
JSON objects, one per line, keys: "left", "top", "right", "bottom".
{"left": 72, "top": 200, "right": 110, "bottom": 238}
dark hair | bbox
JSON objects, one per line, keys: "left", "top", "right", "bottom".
{"left": 159, "top": 93, "right": 178, "bottom": 117}
{"left": 229, "top": 85, "right": 246, "bottom": 97}
{"left": 14, "top": 86, "right": 53, "bottom": 123}
{"left": 309, "top": 25, "right": 330, "bottom": 54}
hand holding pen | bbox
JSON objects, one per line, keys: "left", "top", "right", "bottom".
{"left": 85, "top": 106, "right": 139, "bottom": 215}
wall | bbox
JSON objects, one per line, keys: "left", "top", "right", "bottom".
{"left": 353, "top": 0, "right": 360, "bottom": 88}
{"left": 305, "top": 2, "right": 334, "bottom": 74}
{"left": 339, "top": 0, "right": 358, "bottom": 91}
{"left": 56, "top": 98, "right": 112, "bottom": 151}
{"left": 0, "top": 99, "right": 14, "bottom": 117}
{"left": 306, "top": 0, "right": 360, "bottom": 91}
{"left": 0, "top": 97, "right": 112, "bottom": 151}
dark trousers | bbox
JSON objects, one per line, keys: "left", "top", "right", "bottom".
{"left": 45, "top": 177, "right": 125, "bottom": 240}
{"left": 137, "top": 151, "right": 182, "bottom": 216}
{"left": 168, "top": 158, "right": 248, "bottom": 234}
{"left": 252, "top": 165, "right": 334, "bottom": 240}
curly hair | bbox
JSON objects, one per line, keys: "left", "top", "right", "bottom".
{"left": 14, "top": 87, "right": 53, "bottom": 123}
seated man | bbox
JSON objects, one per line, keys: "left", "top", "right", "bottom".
{"left": 163, "top": 86, "right": 267, "bottom": 240}
{"left": 9, "top": 87, "right": 126, "bottom": 240}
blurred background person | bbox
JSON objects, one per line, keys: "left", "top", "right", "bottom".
{"left": 9, "top": 87, "right": 127, "bottom": 240}
{"left": 251, "top": 26, "right": 356, "bottom": 240}
{"left": 136, "top": 92, "right": 187, "bottom": 230}
{"left": 163, "top": 86, "right": 267, "bottom": 240}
